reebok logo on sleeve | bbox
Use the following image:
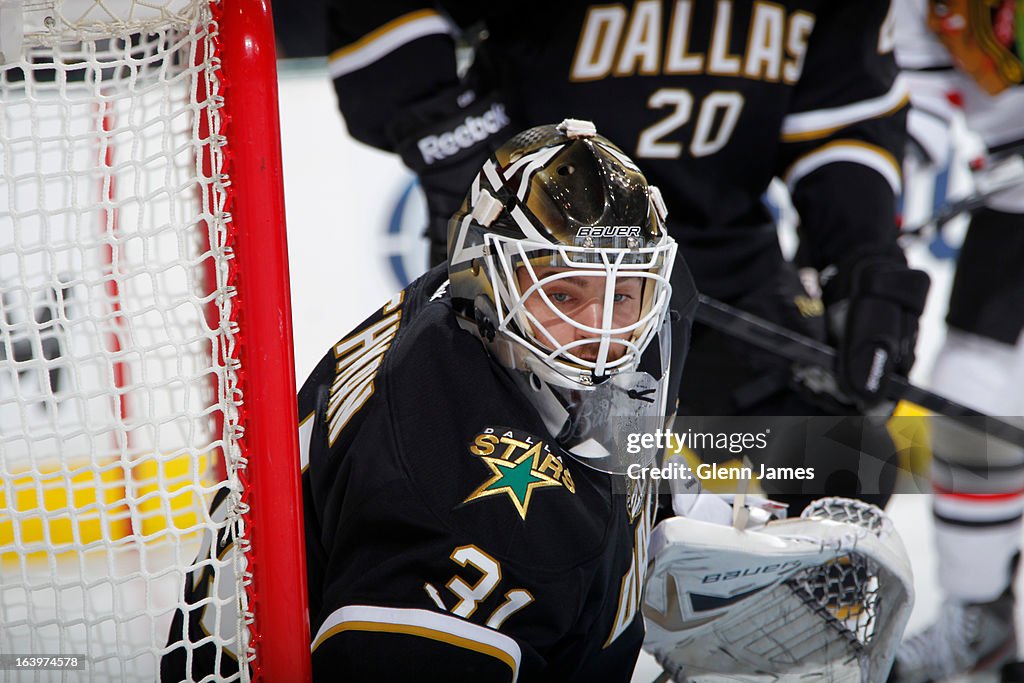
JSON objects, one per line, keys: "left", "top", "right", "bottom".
{"left": 417, "top": 103, "right": 511, "bottom": 165}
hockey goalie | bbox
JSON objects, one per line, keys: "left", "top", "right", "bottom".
{"left": 643, "top": 480, "right": 915, "bottom": 683}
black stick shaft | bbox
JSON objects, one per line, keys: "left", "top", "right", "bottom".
{"left": 695, "top": 294, "right": 1024, "bottom": 449}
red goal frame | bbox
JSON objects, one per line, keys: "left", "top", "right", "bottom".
{"left": 218, "top": 1, "right": 311, "bottom": 680}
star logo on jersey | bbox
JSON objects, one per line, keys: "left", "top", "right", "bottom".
{"left": 463, "top": 427, "right": 575, "bottom": 520}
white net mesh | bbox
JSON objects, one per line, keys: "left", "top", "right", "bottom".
{"left": 1, "top": 2, "right": 250, "bottom": 680}
{"left": 20, "top": 1, "right": 201, "bottom": 43}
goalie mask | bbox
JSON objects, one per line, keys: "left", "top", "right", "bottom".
{"left": 448, "top": 119, "right": 686, "bottom": 473}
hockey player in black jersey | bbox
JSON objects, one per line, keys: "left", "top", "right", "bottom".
{"left": 161, "top": 120, "right": 688, "bottom": 680}
{"left": 299, "top": 120, "right": 694, "bottom": 680}
{"left": 327, "top": 1, "right": 931, "bottom": 511}
{"left": 160, "top": 120, "right": 694, "bottom": 680}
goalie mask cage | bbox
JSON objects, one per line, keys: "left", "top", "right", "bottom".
{"left": 0, "top": 1, "right": 311, "bottom": 681}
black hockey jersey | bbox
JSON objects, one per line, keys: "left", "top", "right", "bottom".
{"left": 160, "top": 266, "right": 655, "bottom": 681}
{"left": 299, "top": 265, "right": 654, "bottom": 681}
{"left": 328, "top": 1, "right": 908, "bottom": 299}
{"left": 160, "top": 485, "right": 244, "bottom": 682}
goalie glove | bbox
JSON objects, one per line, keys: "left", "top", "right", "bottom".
{"left": 387, "top": 72, "right": 516, "bottom": 267}
{"left": 820, "top": 246, "right": 931, "bottom": 413}
{"left": 642, "top": 497, "right": 914, "bottom": 683}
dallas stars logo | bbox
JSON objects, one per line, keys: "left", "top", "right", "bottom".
{"left": 463, "top": 427, "right": 575, "bottom": 520}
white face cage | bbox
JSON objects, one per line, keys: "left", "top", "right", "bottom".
{"left": 484, "top": 233, "right": 676, "bottom": 389}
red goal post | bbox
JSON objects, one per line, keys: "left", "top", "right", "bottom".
{"left": 0, "top": 0, "right": 311, "bottom": 680}
{"left": 217, "top": 2, "right": 311, "bottom": 680}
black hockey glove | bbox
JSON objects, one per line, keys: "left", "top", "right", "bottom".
{"left": 387, "top": 80, "right": 515, "bottom": 268}
{"left": 821, "top": 247, "right": 930, "bottom": 413}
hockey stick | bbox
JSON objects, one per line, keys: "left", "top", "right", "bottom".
{"left": 900, "top": 178, "right": 1023, "bottom": 237}
{"left": 694, "top": 294, "right": 1024, "bottom": 450}
{"left": 900, "top": 143, "right": 1024, "bottom": 238}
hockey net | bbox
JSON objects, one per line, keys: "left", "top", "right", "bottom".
{"left": 0, "top": 1, "right": 308, "bottom": 681}
{"left": 644, "top": 498, "right": 914, "bottom": 683}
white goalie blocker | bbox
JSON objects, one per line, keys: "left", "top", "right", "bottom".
{"left": 643, "top": 498, "right": 914, "bottom": 683}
